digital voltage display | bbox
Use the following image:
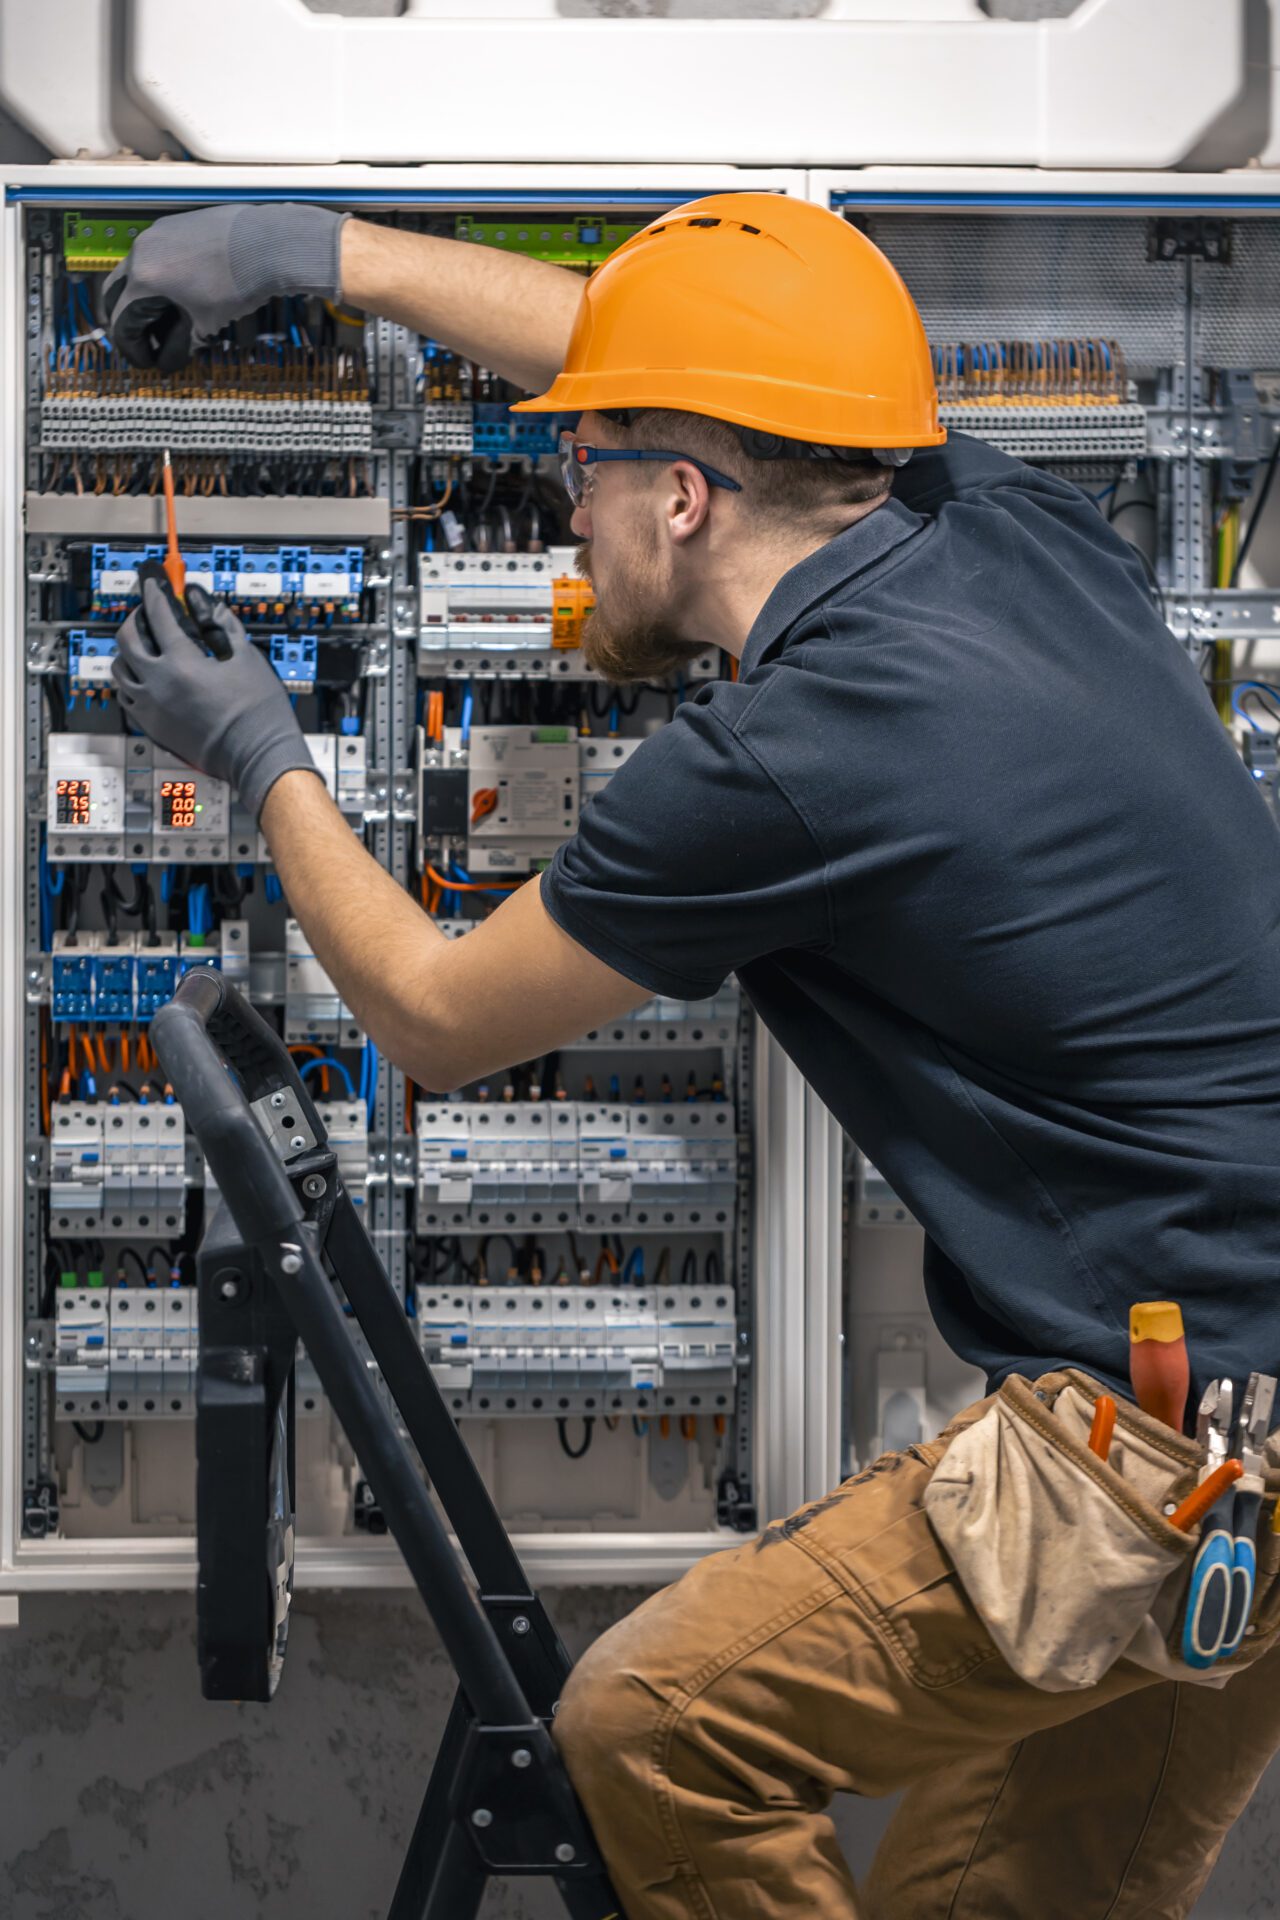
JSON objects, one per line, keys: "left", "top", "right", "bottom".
{"left": 160, "top": 778, "right": 198, "bottom": 829}
{"left": 56, "top": 777, "right": 91, "bottom": 826}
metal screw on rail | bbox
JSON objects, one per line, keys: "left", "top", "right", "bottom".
{"left": 151, "top": 970, "right": 623, "bottom": 1920}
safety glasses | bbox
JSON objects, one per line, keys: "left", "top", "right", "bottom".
{"left": 558, "top": 430, "right": 743, "bottom": 507}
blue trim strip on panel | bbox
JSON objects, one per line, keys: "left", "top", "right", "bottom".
{"left": 5, "top": 185, "right": 712, "bottom": 209}
{"left": 830, "top": 191, "right": 1280, "bottom": 212}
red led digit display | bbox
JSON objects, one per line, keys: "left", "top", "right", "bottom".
{"left": 56, "top": 777, "right": 91, "bottom": 826}
{"left": 161, "top": 778, "right": 198, "bottom": 830}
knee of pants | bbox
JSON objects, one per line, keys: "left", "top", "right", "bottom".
{"left": 553, "top": 1620, "right": 662, "bottom": 1792}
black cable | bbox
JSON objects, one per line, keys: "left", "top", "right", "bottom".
{"left": 116, "top": 1247, "right": 148, "bottom": 1285}
{"left": 482, "top": 1233, "right": 521, "bottom": 1282}
{"left": 557, "top": 1416, "right": 594, "bottom": 1461}
{"left": 1107, "top": 495, "right": 1154, "bottom": 526}
{"left": 64, "top": 865, "right": 87, "bottom": 944}
{"left": 1232, "top": 430, "right": 1280, "bottom": 585}
{"left": 73, "top": 1420, "right": 105, "bottom": 1444}
{"left": 103, "top": 867, "right": 147, "bottom": 920}
{"left": 99, "top": 873, "right": 119, "bottom": 943}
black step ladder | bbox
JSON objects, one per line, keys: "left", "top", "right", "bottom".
{"left": 152, "top": 970, "right": 623, "bottom": 1920}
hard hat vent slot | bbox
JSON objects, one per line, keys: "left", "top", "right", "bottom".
{"left": 687, "top": 217, "right": 721, "bottom": 229}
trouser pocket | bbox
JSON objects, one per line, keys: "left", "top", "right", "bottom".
{"left": 923, "top": 1371, "right": 1199, "bottom": 1692}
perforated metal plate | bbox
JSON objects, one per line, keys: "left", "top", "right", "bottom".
{"left": 862, "top": 215, "right": 1185, "bottom": 374}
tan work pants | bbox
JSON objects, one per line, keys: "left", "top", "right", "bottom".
{"left": 554, "top": 1371, "right": 1280, "bottom": 1918}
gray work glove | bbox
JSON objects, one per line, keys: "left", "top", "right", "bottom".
{"left": 113, "top": 565, "right": 321, "bottom": 822}
{"left": 103, "top": 203, "right": 349, "bottom": 372}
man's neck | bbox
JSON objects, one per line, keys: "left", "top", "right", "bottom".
{"left": 686, "top": 495, "right": 887, "bottom": 660}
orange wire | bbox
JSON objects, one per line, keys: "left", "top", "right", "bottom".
{"left": 288, "top": 1043, "right": 328, "bottom": 1094}
{"left": 121, "top": 1030, "right": 131, "bottom": 1073}
{"left": 728, "top": 655, "right": 739, "bottom": 682}
{"left": 680, "top": 1415, "right": 697, "bottom": 1441}
{"left": 96, "top": 1034, "right": 110, "bottom": 1076}
{"left": 425, "top": 863, "right": 521, "bottom": 894}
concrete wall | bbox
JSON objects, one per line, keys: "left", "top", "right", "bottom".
{"left": 1, "top": 1587, "right": 1276, "bottom": 1919}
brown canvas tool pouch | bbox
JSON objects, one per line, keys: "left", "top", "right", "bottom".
{"left": 923, "top": 1371, "right": 1205, "bottom": 1693}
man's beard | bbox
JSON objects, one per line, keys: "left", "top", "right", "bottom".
{"left": 575, "top": 541, "right": 705, "bottom": 685}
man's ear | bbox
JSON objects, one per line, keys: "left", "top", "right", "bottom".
{"left": 667, "top": 461, "right": 712, "bottom": 546}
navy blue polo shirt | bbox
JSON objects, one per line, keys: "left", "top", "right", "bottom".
{"left": 542, "top": 433, "right": 1280, "bottom": 1405}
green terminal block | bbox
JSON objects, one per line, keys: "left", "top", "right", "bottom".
{"left": 63, "top": 212, "right": 153, "bottom": 272}
{"left": 535, "top": 726, "right": 572, "bottom": 744}
{"left": 86, "top": 1269, "right": 106, "bottom": 1289}
{"left": 59, "top": 1271, "right": 79, "bottom": 1291}
{"left": 455, "top": 215, "right": 643, "bottom": 270}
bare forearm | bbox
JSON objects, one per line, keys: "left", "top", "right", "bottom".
{"left": 260, "top": 770, "right": 451, "bottom": 1080}
{"left": 340, "top": 218, "right": 582, "bottom": 393}
{"left": 259, "top": 770, "right": 648, "bottom": 1095}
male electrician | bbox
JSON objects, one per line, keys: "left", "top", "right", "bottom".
{"left": 105, "top": 196, "right": 1280, "bottom": 1918}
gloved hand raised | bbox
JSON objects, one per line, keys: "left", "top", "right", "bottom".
{"left": 103, "top": 203, "right": 349, "bottom": 372}
{"left": 113, "top": 565, "right": 321, "bottom": 822}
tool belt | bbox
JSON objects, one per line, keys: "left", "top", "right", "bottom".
{"left": 922, "top": 1369, "right": 1280, "bottom": 1693}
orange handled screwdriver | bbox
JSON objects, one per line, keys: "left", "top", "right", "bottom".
{"left": 1088, "top": 1394, "right": 1117, "bottom": 1462}
{"left": 1129, "top": 1301, "right": 1190, "bottom": 1433}
{"left": 161, "top": 448, "right": 185, "bottom": 605}
{"left": 1168, "top": 1457, "right": 1243, "bottom": 1533}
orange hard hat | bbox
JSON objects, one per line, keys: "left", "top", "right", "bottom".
{"left": 512, "top": 192, "right": 944, "bottom": 453}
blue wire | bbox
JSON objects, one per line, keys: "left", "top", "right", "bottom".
{"left": 360, "top": 1042, "right": 379, "bottom": 1108}
{"left": 41, "top": 838, "right": 64, "bottom": 896}
{"left": 449, "top": 859, "right": 515, "bottom": 900}
{"left": 299, "top": 1056, "right": 356, "bottom": 1098}
{"left": 38, "top": 840, "right": 55, "bottom": 950}
{"left": 160, "top": 865, "right": 175, "bottom": 904}
{"left": 265, "top": 872, "right": 283, "bottom": 905}
{"left": 460, "top": 685, "right": 473, "bottom": 745}
{"left": 1232, "top": 682, "right": 1280, "bottom": 733}
{"left": 187, "top": 883, "right": 213, "bottom": 937}
{"left": 622, "top": 1247, "right": 644, "bottom": 1286}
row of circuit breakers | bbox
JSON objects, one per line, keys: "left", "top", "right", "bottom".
{"left": 55, "top": 1279, "right": 737, "bottom": 1425}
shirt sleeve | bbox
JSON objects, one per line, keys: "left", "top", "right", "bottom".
{"left": 541, "top": 686, "right": 832, "bottom": 999}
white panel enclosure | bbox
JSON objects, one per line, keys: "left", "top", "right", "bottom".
{"left": 0, "top": 0, "right": 1246, "bottom": 170}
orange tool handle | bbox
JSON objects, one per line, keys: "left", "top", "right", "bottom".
{"left": 161, "top": 451, "right": 185, "bottom": 604}
{"left": 1168, "top": 1458, "right": 1243, "bottom": 1533}
{"left": 1088, "top": 1394, "right": 1117, "bottom": 1462}
{"left": 1129, "top": 1301, "right": 1190, "bottom": 1433}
